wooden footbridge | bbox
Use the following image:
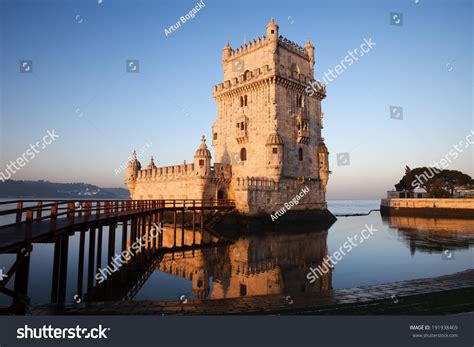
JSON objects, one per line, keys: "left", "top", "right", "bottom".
{"left": 0, "top": 199, "right": 235, "bottom": 313}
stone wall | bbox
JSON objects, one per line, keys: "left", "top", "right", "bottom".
{"left": 133, "top": 175, "right": 229, "bottom": 201}
{"left": 381, "top": 198, "right": 474, "bottom": 210}
{"left": 380, "top": 198, "right": 474, "bottom": 218}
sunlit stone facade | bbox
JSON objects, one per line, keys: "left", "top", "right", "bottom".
{"left": 126, "top": 18, "right": 331, "bottom": 216}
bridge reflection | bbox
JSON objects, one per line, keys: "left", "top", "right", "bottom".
{"left": 0, "top": 199, "right": 234, "bottom": 314}
{"left": 0, "top": 198, "right": 331, "bottom": 314}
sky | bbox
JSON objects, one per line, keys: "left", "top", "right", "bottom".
{"left": 0, "top": 0, "right": 472, "bottom": 199}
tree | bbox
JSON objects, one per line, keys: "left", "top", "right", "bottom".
{"left": 394, "top": 166, "right": 473, "bottom": 198}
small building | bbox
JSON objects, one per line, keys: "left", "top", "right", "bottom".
{"left": 454, "top": 188, "right": 474, "bottom": 198}
{"left": 386, "top": 188, "right": 428, "bottom": 199}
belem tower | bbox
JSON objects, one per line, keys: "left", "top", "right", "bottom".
{"left": 125, "top": 18, "right": 332, "bottom": 218}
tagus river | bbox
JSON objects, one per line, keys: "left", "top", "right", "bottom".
{"left": 0, "top": 199, "right": 472, "bottom": 307}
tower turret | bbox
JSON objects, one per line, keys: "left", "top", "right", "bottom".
{"left": 125, "top": 150, "right": 141, "bottom": 197}
{"left": 192, "top": 269, "right": 210, "bottom": 300}
{"left": 194, "top": 135, "right": 212, "bottom": 176}
{"left": 317, "top": 142, "right": 330, "bottom": 191}
{"left": 266, "top": 128, "right": 284, "bottom": 177}
{"left": 266, "top": 17, "right": 279, "bottom": 52}
{"left": 146, "top": 156, "right": 156, "bottom": 170}
{"left": 222, "top": 40, "right": 231, "bottom": 63}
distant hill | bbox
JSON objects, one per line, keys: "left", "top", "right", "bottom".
{"left": 0, "top": 180, "right": 130, "bottom": 199}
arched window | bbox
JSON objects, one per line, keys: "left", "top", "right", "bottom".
{"left": 240, "top": 148, "right": 247, "bottom": 161}
{"left": 298, "top": 148, "right": 303, "bottom": 161}
{"left": 296, "top": 94, "right": 303, "bottom": 107}
{"left": 244, "top": 95, "right": 248, "bottom": 106}
{"left": 240, "top": 96, "right": 244, "bottom": 107}
{"left": 199, "top": 159, "right": 204, "bottom": 166}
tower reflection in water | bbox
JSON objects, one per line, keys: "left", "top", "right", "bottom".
{"left": 157, "top": 228, "right": 332, "bottom": 300}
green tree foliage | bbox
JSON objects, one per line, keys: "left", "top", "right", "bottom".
{"left": 394, "top": 167, "right": 473, "bottom": 198}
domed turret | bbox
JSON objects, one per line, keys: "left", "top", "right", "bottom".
{"left": 266, "top": 17, "right": 279, "bottom": 52}
{"left": 192, "top": 269, "right": 210, "bottom": 300}
{"left": 266, "top": 132, "right": 284, "bottom": 146}
{"left": 266, "top": 127, "right": 284, "bottom": 177}
{"left": 146, "top": 156, "right": 156, "bottom": 170}
{"left": 266, "top": 16, "right": 279, "bottom": 40}
{"left": 194, "top": 135, "right": 212, "bottom": 158}
{"left": 194, "top": 135, "right": 212, "bottom": 176}
{"left": 125, "top": 150, "right": 142, "bottom": 197}
{"left": 222, "top": 40, "right": 231, "bottom": 63}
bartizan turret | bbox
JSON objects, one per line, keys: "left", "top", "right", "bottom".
{"left": 222, "top": 40, "right": 231, "bottom": 64}
{"left": 266, "top": 16, "right": 279, "bottom": 53}
{"left": 266, "top": 127, "right": 284, "bottom": 177}
{"left": 317, "top": 142, "right": 330, "bottom": 191}
{"left": 194, "top": 135, "right": 212, "bottom": 177}
{"left": 125, "top": 150, "right": 141, "bottom": 197}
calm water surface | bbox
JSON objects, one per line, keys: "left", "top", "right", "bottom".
{"left": 0, "top": 199, "right": 472, "bottom": 306}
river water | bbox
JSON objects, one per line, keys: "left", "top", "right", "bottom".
{"left": 0, "top": 199, "right": 472, "bottom": 306}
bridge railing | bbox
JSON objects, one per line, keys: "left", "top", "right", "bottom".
{"left": 0, "top": 199, "right": 235, "bottom": 230}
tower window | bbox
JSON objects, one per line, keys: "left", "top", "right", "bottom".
{"left": 298, "top": 148, "right": 303, "bottom": 161}
{"left": 199, "top": 159, "right": 204, "bottom": 166}
{"left": 240, "top": 122, "right": 245, "bottom": 130}
{"left": 240, "top": 95, "right": 248, "bottom": 107}
{"left": 296, "top": 94, "right": 303, "bottom": 107}
{"left": 213, "top": 132, "right": 218, "bottom": 140}
{"left": 272, "top": 147, "right": 278, "bottom": 154}
{"left": 271, "top": 30, "right": 274, "bottom": 34}
{"left": 240, "top": 284, "right": 247, "bottom": 296}
{"left": 240, "top": 148, "right": 247, "bottom": 161}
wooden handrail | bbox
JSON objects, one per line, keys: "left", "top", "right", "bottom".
{"left": 0, "top": 199, "right": 235, "bottom": 229}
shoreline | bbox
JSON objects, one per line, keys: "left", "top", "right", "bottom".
{"left": 28, "top": 270, "right": 474, "bottom": 315}
{"left": 380, "top": 198, "right": 474, "bottom": 219}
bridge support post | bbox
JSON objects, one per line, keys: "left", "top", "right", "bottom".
{"left": 87, "top": 227, "right": 96, "bottom": 293}
{"left": 96, "top": 225, "right": 103, "bottom": 274}
{"left": 108, "top": 223, "right": 116, "bottom": 263}
{"left": 76, "top": 231, "right": 86, "bottom": 298}
{"left": 13, "top": 249, "right": 31, "bottom": 308}
{"left": 181, "top": 202, "right": 185, "bottom": 247}
{"left": 121, "top": 218, "right": 128, "bottom": 252}
{"left": 15, "top": 201, "right": 23, "bottom": 223}
{"left": 50, "top": 233, "right": 69, "bottom": 304}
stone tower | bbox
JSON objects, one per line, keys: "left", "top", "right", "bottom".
{"left": 125, "top": 18, "right": 333, "bottom": 220}
{"left": 212, "top": 17, "right": 330, "bottom": 214}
